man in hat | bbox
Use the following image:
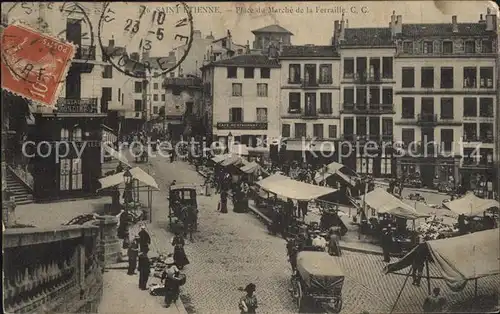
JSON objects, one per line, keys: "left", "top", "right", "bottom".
{"left": 162, "top": 255, "right": 181, "bottom": 308}
{"left": 138, "top": 225, "right": 151, "bottom": 253}
{"left": 127, "top": 236, "right": 140, "bottom": 275}
{"left": 137, "top": 251, "right": 150, "bottom": 290}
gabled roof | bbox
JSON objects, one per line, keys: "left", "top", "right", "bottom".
{"left": 343, "top": 28, "right": 394, "bottom": 47}
{"left": 252, "top": 24, "right": 293, "bottom": 35}
{"left": 401, "top": 23, "right": 491, "bottom": 37}
{"left": 280, "top": 45, "right": 339, "bottom": 58}
{"left": 204, "top": 54, "right": 280, "bottom": 68}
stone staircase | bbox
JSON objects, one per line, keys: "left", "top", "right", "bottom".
{"left": 5, "top": 170, "right": 34, "bottom": 205}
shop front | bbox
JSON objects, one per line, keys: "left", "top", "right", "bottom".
{"left": 214, "top": 122, "right": 271, "bottom": 151}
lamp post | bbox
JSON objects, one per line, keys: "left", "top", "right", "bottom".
{"left": 122, "top": 169, "right": 133, "bottom": 248}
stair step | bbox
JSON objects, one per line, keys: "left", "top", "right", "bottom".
{"left": 15, "top": 199, "right": 34, "bottom": 205}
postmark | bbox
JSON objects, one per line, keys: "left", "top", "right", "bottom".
{"left": 1, "top": 23, "right": 75, "bottom": 108}
{"left": 97, "top": 2, "right": 194, "bottom": 78}
{"left": 3, "top": 1, "right": 95, "bottom": 83}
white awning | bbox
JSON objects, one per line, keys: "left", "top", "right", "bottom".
{"left": 256, "top": 174, "right": 337, "bottom": 201}
{"left": 443, "top": 192, "right": 499, "bottom": 217}
{"left": 98, "top": 167, "right": 159, "bottom": 191}
{"left": 102, "top": 143, "right": 132, "bottom": 168}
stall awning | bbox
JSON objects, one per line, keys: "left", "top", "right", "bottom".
{"left": 240, "top": 161, "right": 261, "bottom": 174}
{"left": 314, "top": 162, "right": 359, "bottom": 185}
{"left": 230, "top": 144, "right": 249, "bottom": 156}
{"left": 256, "top": 174, "right": 337, "bottom": 201}
{"left": 443, "top": 192, "right": 499, "bottom": 217}
{"left": 385, "top": 228, "right": 500, "bottom": 291}
{"left": 98, "top": 167, "right": 159, "bottom": 191}
{"left": 102, "top": 143, "right": 132, "bottom": 168}
{"left": 362, "top": 188, "right": 429, "bottom": 219}
{"left": 211, "top": 154, "right": 231, "bottom": 164}
{"left": 220, "top": 154, "right": 242, "bottom": 167}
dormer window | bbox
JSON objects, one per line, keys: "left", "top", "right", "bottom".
{"left": 423, "top": 41, "right": 433, "bottom": 54}
{"left": 442, "top": 41, "right": 453, "bottom": 54}
{"left": 464, "top": 41, "right": 475, "bottom": 53}
{"left": 221, "top": 39, "right": 227, "bottom": 48}
{"left": 482, "top": 40, "right": 493, "bottom": 53}
{"left": 403, "top": 41, "right": 413, "bottom": 53}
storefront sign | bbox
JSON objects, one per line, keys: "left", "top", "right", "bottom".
{"left": 166, "top": 115, "right": 183, "bottom": 121}
{"left": 216, "top": 122, "right": 268, "bottom": 130}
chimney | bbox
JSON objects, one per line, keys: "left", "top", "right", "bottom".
{"left": 391, "top": 13, "right": 402, "bottom": 37}
{"left": 205, "top": 31, "right": 214, "bottom": 40}
{"left": 193, "top": 30, "right": 201, "bottom": 39}
{"left": 109, "top": 35, "right": 115, "bottom": 48}
{"left": 485, "top": 8, "right": 497, "bottom": 31}
{"left": 246, "top": 40, "right": 250, "bottom": 54}
{"left": 390, "top": 10, "right": 396, "bottom": 27}
{"left": 452, "top": 15, "right": 458, "bottom": 32}
{"left": 142, "top": 51, "right": 150, "bottom": 61}
{"left": 339, "top": 13, "right": 345, "bottom": 41}
{"left": 346, "top": 19, "right": 349, "bottom": 29}
{"left": 227, "top": 29, "right": 232, "bottom": 51}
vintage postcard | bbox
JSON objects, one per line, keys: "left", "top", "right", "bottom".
{"left": 1, "top": 1, "right": 499, "bottom": 314}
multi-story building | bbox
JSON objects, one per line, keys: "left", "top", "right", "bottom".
{"left": 333, "top": 18, "right": 396, "bottom": 177}
{"left": 252, "top": 24, "right": 293, "bottom": 52}
{"left": 172, "top": 30, "right": 214, "bottom": 77}
{"left": 279, "top": 45, "right": 341, "bottom": 164}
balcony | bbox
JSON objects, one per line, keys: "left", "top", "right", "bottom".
{"left": 354, "top": 72, "right": 367, "bottom": 84}
{"left": 71, "top": 45, "right": 96, "bottom": 73}
{"left": 366, "top": 73, "right": 382, "bottom": 83}
{"left": 303, "top": 110, "right": 318, "bottom": 119}
{"left": 301, "top": 80, "right": 319, "bottom": 88}
{"left": 287, "top": 78, "right": 302, "bottom": 85}
{"left": 342, "top": 103, "right": 394, "bottom": 114}
{"left": 341, "top": 134, "right": 355, "bottom": 141}
{"left": 163, "top": 77, "right": 202, "bottom": 89}
{"left": 56, "top": 98, "right": 98, "bottom": 114}
{"left": 417, "top": 113, "right": 438, "bottom": 126}
{"left": 461, "top": 158, "right": 494, "bottom": 168}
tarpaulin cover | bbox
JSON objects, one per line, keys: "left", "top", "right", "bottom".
{"left": 296, "top": 251, "right": 344, "bottom": 290}
{"left": 220, "top": 154, "right": 242, "bottom": 167}
{"left": 256, "top": 174, "right": 337, "bottom": 201}
{"left": 363, "top": 188, "right": 429, "bottom": 219}
{"left": 240, "top": 161, "right": 261, "bottom": 174}
{"left": 314, "top": 162, "right": 359, "bottom": 185}
{"left": 98, "top": 167, "right": 159, "bottom": 191}
{"left": 384, "top": 228, "right": 500, "bottom": 291}
{"left": 102, "top": 143, "right": 132, "bottom": 168}
{"left": 211, "top": 154, "right": 231, "bottom": 164}
{"left": 443, "top": 192, "right": 499, "bottom": 217}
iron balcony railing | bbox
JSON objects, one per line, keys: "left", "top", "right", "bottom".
{"left": 56, "top": 98, "right": 98, "bottom": 113}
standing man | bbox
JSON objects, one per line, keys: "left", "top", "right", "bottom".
{"left": 127, "top": 236, "right": 140, "bottom": 275}
{"left": 137, "top": 252, "right": 150, "bottom": 290}
{"left": 381, "top": 225, "right": 392, "bottom": 262}
{"left": 423, "top": 287, "right": 447, "bottom": 312}
{"left": 220, "top": 190, "right": 228, "bottom": 213}
{"left": 138, "top": 225, "right": 151, "bottom": 254}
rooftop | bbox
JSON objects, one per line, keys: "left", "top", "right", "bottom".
{"left": 401, "top": 22, "right": 491, "bottom": 37}
{"left": 203, "top": 54, "right": 280, "bottom": 68}
{"left": 343, "top": 28, "right": 394, "bottom": 47}
{"left": 280, "top": 45, "right": 339, "bottom": 58}
{"left": 252, "top": 24, "right": 293, "bottom": 35}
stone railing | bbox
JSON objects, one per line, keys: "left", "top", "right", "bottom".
{"left": 2, "top": 225, "right": 103, "bottom": 313}
{"left": 7, "top": 164, "right": 34, "bottom": 190}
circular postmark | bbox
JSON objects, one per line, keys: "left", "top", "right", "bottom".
{"left": 1, "top": 2, "right": 95, "bottom": 84}
{"left": 97, "top": 2, "right": 193, "bottom": 79}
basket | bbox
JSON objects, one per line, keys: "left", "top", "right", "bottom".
{"left": 177, "top": 273, "right": 186, "bottom": 286}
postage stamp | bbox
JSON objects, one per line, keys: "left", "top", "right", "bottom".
{"left": 1, "top": 23, "right": 76, "bottom": 107}
{"left": 97, "top": 2, "right": 194, "bottom": 78}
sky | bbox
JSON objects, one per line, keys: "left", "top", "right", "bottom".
{"left": 2, "top": 1, "right": 498, "bottom": 56}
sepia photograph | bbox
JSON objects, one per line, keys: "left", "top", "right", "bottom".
{"left": 1, "top": 1, "right": 499, "bottom": 314}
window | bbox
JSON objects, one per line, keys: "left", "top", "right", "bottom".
{"left": 304, "top": 64, "right": 317, "bottom": 85}
{"left": 244, "top": 67, "right": 254, "bottom": 78}
{"left": 170, "top": 72, "right": 175, "bottom": 78}
{"left": 382, "top": 118, "right": 393, "bottom": 136}
{"left": 423, "top": 41, "right": 433, "bottom": 54}
{"left": 443, "top": 41, "right": 453, "bottom": 54}
{"left": 227, "top": 67, "right": 237, "bottom": 78}
{"left": 121, "top": 93, "right": 124, "bottom": 104}
{"left": 421, "top": 67, "right": 434, "bottom": 88}
{"left": 282, "top": 124, "right": 291, "bottom": 137}
{"left": 103, "top": 65, "right": 113, "bottom": 78}
{"left": 295, "top": 123, "right": 306, "bottom": 138}
{"left": 402, "top": 98, "right": 415, "bottom": 118}
{"left": 343, "top": 88, "right": 354, "bottom": 104}
{"left": 479, "top": 67, "right": 493, "bottom": 88}
{"left": 153, "top": 83, "right": 159, "bottom": 90}
{"left": 229, "top": 108, "right": 243, "bottom": 122}
{"left": 153, "top": 106, "right": 158, "bottom": 114}
{"left": 59, "top": 158, "right": 82, "bottom": 191}
{"left": 479, "top": 98, "right": 493, "bottom": 117}
{"left": 440, "top": 67, "right": 453, "bottom": 88}
{"left": 319, "top": 64, "right": 332, "bottom": 84}
{"left": 463, "top": 67, "right": 477, "bottom": 88}
{"left": 465, "top": 41, "right": 475, "bottom": 53}
{"left": 256, "top": 108, "right": 267, "bottom": 122}
{"left": 440, "top": 98, "right": 454, "bottom": 119}
{"left": 369, "top": 87, "right": 380, "bottom": 105}
{"left": 232, "top": 83, "right": 242, "bottom": 96}
{"left": 402, "top": 68, "right": 415, "bottom": 88}
{"left": 441, "top": 129, "right": 453, "bottom": 151}
{"left": 382, "top": 88, "right": 393, "bottom": 105}
{"left": 403, "top": 41, "right": 413, "bottom": 53}
{"left": 289, "top": 92, "right": 301, "bottom": 113}
{"left": 343, "top": 58, "right": 354, "bottom": 78}
{"left": 260, "top": 68, "right": 270, "bottom": 79}
{"left": 134, "top": 81, "right": 143, "bottom": 93}
{"left": 313, "top": 124, "right": 324, "bottom": 139}
{"left": 289, "top": 64, "right": 301, "bottom": 83}
{"left": 320, "top": 93, "right": 332, "bottom": 114}
{"left": 482, "top": 40, "right": 493, "bottom": 53}
{"left": 161, "top": 94, "right": 165, "bottom": 101}
{"left": 257, "top": 83, "right": 268, "bottom": 97}
{"left": 304, "top": 93, "right": 316, "bottom": 116}
{"left": 134, "top": 99, "right": 142, "bottom": 111}
{"left": 60, "top": 128, "right": 69, "bottom": 141}
{"left": 172, "top": 87, "right": 181, "bottom": 96}
{"left": 463, "top": 98, "right": 477, "bottom": 117}
{"left": 463, "top": 123, "right": 477, "bottom": 141}
{"left": 402, "top": 129, "right": 415, "bottom": 146}
{"left": 328, "top": 125, "right": 337, "bottom": 139}
{"left": 153, "top": 94, "right": 158, "bottom": 101}
{"left": 118, "top": 88, "right": 121, "bottom": 101}
{"left": 382, "top": 57, "right": 393, "bottom": 78}
{"left": 356, "top": 87, "right": 367, "bottom": 105}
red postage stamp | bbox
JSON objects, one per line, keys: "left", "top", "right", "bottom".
{"left": 1, "top": 23, "right": 75, "bottom": 108}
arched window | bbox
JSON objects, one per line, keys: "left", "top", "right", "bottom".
{"left": 73, "top": 126, "right": 82, "bottom": 141}
{"left": 61, "top": 128, "right": 69, "bottom": 141}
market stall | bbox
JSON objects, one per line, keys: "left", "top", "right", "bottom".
{"left": 443, "top": 193, "right": 499, "bottom": 234}
{"left": 384, "top": 228, "right": 500, "bottom": 313}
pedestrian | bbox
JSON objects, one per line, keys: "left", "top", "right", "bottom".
{"left": 328, "top": 228, "right": 342, "bottom": 256}
{"left": 127, "top": 236, "right": 139, "bottom": 275}
{"left": 171, "top": 232, "right": 190, "bottom": 270}
{"left": 137, "top": 252, "right": 150, "bottom": 290}
{"left": 220, "top": 190, "right": 228, "bottom": 213}
{"left": 423, "top": 287, "right": 447, "bottom": 313}
{"left": 239, "top": 283, "right": 258, "bottom": 313}
{"left": 298, "top": 200, "right": 308, "bottom": 219}
{"left": 162, "top": 256, "right": 182, "bottom": 308}
{"left": 138, "top": 225, "right": 151, "bottom": 254}
{"left": 381, "top": 226, "right": 392, "bottom": 262}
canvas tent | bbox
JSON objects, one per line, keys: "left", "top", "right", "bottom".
{"left": 363, "top": 188, "right": 429, "bottom": 220}
{"left": 98, "top": 167, "right": 159, "bottom": 191}
{"left": 211, "top": 154, "right": 231, "bottom": 164}
{"left": 102, "top": 143, "right": 132, "bottom": 168}
{"left": 314, "top": 162, "right": 359, "bottom": 185}
{"left": 256, "top": 174, "right": 337, "bottom": 201}
{"left": 240, "top": 161, "right": 261, "bottom": 174}
{"left": 443, "top": 192, "right": 499, "bottom": 217}
{"left": 220, "top": 154, "right": 243, "bottom": 167}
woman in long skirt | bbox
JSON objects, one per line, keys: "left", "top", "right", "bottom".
{"left": 171, "top": 232, "right": 190, "bottom": 269}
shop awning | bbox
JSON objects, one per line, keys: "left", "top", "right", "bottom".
{"left": 240, "top": 161, "right": 261, "bottom": 174}
{"left": 384, "top": 228, "right": 500, "bottom": 291}
{"left": 256, "top": 174, "right": 337, "bottom": 201}
{"left": 220, "top": 154, "right": 242, "bottom": 167}
{"left": 285, "top": 140, "right": 335, "bottom": 152}
{"left": 102, "top": 143, "right": 132, "bottom": 168}
{"left": 443, "top": 192, "right": 499, "bottom": 217}
{"left": 362, "top": 188, "right": 429, "bottom": 219}
{"left": 97, "top": 166, "right": 159, "bottom": 191}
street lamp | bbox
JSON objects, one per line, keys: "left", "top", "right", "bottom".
{"left": 227, "top": 132, "right": 233, "bottom": 153}
{"left": 121, "top": 169, "right": 133, "bottom": 249}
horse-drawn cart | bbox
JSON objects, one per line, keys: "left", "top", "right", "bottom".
{"left": 168, "top": 184, "right": 199, "bottom": 239}
{"left": 291, "top": 251, "right": 344, "bottom": 313}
